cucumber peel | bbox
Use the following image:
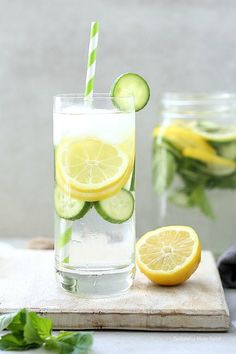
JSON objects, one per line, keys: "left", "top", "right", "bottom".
{"left": 94, "top": 189, "right": 134, "bottom": 224}
{"left": 111, "top": 73, "right": 150, "bottom": 112}
{"left": 55, "top": 186, "right": 91, "bottom": 220}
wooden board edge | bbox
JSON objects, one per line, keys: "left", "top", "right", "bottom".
{"left": 46, "top": 312, "right": 230, "bottom": 332}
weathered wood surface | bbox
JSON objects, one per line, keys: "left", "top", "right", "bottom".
{"left": 0, "top": 250, "right": 229, "bottom": 331}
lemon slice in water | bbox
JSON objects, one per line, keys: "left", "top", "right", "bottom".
{"left": 55, "top": 137, "right": 133, "bottom": 201}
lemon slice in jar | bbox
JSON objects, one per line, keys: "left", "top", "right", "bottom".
{"left": 182, "top": 147, "right": 236, "bottom": 176}
{"left": 153, "top": 125, "right": 215, "bottom": 154}
{"left": 192, "top": 121, "right": 236, "bottom": 142}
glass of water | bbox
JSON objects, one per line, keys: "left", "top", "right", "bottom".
{"left": 54, "top": 94, "right": 135, "bottom": 297}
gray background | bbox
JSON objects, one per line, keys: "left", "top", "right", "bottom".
{"left": 1, "top": 0, "right": 236, "bottom": 239}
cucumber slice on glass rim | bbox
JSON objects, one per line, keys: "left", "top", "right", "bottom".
{"left": 111, "top": 73, "right": 150, "bottom": 112}
{"left": 55, "top": 185, "right": 91, "bottom": 220}
{"left": 94, "top": 188, "right": 134, "bottom": 224}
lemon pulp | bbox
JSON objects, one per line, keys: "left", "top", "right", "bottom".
{"left": 55, "top": 136, "right": 134, "bottom": 201}
{"left": 136, "top": 226, "right": 201, "bottom": 286}
{"left": 183, "top": 147, "right": 236, "bottom": 175}
{"left": 153, "top": 125, "right": 215, "bottom": 154}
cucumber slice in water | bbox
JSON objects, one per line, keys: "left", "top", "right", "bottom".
{"left": 111, "top": 73, "right": 150, "bottom": 112}
{"left": 94, "top": 189, "right": 134, "bottom": 224}
{"left": 55, "top": 186, "right": 91, "bottom": 220}
{"left": 205, "top": 164, "right": 236, "bottom": 176}
{"left": 217, "top": 141, "right": 236, "bottom": 160}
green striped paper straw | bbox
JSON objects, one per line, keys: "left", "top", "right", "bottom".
{"left": 84, "top": 21, "right": 99, "bottom": 98}
{"left": 58, "top": 219, "right": 73, "bottom": 264}
{"left": 59, "top": 22, "right": 100, "bottom": 266}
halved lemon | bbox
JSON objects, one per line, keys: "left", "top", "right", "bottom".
{"left": 183, "top": 147, "right": 236, "bottom": 176}
{"left": 153, "top": 125, "right": 215, "bottom": 154}
{"left": 136, "top": 226, "right": 201, "bottom": 286}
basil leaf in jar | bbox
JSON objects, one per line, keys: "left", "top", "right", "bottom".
{"left": 189, "top": 184, "right": 214, "bottom": 219}
{"left": 168, "top": 189, "right": 193, "bottom": 208}
{"left": 152, "top": 144, "right": 177, "bottom": 194}
{"left": 206, "top": 174, "right": 236, "bottom": 189}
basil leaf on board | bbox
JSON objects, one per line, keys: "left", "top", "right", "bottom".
{"left": 8, "top": 309, "right": 27, "bottom": 333}
{"left": 24, "top": 311, "right": 52, "bottom": 344}
{"left": 0, "top": 309, "right": 93, "bottom": 353}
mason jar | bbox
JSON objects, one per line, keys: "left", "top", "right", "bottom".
{"left": 152, "top": 93, "right": 236, "bottom": 256}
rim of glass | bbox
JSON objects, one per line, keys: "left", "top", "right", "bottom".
{"left": 54, "top": 93, "right": 134, "bottom": 100}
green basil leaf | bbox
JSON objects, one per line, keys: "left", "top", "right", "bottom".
{"left": 45, "top": 331, "right": 93, "bottom": 354}
{"left": 0, "top": 309, "right": 93, "bottom": 354}
{"left": 0, "top": 313, "right": 17, "bottom": 332}
{"left": 0, "top": 333, "right": 25, "bottom": 351}
{"left": 7, "top": 309, "right": 27, "bottom": 333}
{"left": 44, "top": 337, "right": 59, "bottom": 351}
{"left": 179, "top": 168, "right": 208, "bottom": 185}
{"left": 152, "top": 146, "right": 177, "bottom": 194}
{"left": 153, "top": 136, "right": 181, "bottom": 159}
{"left": 190, "top": 185, "right": 214, "bottom": 218}
{"left": 0, "top": 309, "right": 27, "bottom": 333}
{"left": 206, "top": 174, "right": 236, "bottom": 189}
{"left": 168, "top": 189, "right": 193, "bottom": 208}
{"left": 24, "top": 312, "right": 52, "bottom": 344}
{"left": 0, "top": 333, "right": 39, "bottom": 351}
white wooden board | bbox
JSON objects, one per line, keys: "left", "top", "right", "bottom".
{"left": 0, "top": 249, "right": 229, "bottom": 331}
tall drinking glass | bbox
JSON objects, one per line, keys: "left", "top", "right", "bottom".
{"left": 53, "top": 94, "right": 135, "bottom": 297}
